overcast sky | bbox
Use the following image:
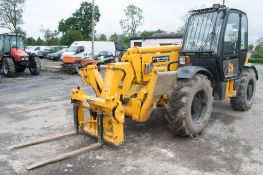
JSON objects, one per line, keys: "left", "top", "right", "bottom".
{"left": 1, "top": 0, "right": 262, "bottom": 44}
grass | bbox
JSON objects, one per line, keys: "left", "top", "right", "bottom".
{"left": 253, "top": 63, "right": 263, "bottom": 66}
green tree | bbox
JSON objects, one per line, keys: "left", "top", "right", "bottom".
{"left": 58, "top": 2, "right": 100, "bottom": 40}
{"left": 35, "top": 37, "right": 45, "bottom": 45}
{"left": 248, "top": 44, "right": 254, "bottom": 51}
{"left": 176, "top": 13, "right": 190, "bottom": 34}
{"left": 14, "top": 26, "right": 26, "bottom": 36}
{"left": 24, "top": 37, "right": 36, "bottom": 46}
{"left": 41, "top": 28, "right": 60, "bottom": 46}
{"left": 120, "top": 4, "right": 144, "bottom": 36}
{"left": 250, "top": 38, "right": 263, "bottom": 63}
{"left": 254, "top": 46, "right": 263, "bottom": 59}
{"left": 109, "top": 33, "right": 119, "bottom": 50}
{"left": 0, "top": 0, "right": 25, "bottom": 32}
{"left": 109, "top": 33, "right": 118, "bottom": 43}
{"left": 123, "top": 35, "right": 130, "bottom": 49}
{"left": 60, "top": 30, "right": 84, "bottom": 46}
{"left": 96, "top": 34, "right": 107, "bottom": 41}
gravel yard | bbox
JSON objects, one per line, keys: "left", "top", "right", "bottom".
{"left": 0, "top": 67, "right": 262, "bottom": 175}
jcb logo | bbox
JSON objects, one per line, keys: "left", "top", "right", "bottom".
{"left": 152, "top": 56, "right": 169, "bottom": 63}
{"left": 227, "top": 62, "right": 234, "bottom": 74}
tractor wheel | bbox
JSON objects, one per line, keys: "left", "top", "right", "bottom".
{"left": 166, "top": 74, "right": 213, "bottom": 137}
{"left": 2, "top": 57, "right": 16, "bottom": 78}
{"left": 15, "top": 66, "right": 26, "bottom": 72}
{"left": 230, "top": 69, "right": 256, "bottom": 111}
{"left": 29, "top": 57, "right": 41, "bottom": 75}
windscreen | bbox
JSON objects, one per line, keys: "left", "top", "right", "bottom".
{"left": 10, "top": 36, "right": 24, "bottom": 50}
{"left": 183, "top": 11, "right": 224, "bottom": 53}
{"left": 68, "top": 46, "right": 80, "bottom": 53}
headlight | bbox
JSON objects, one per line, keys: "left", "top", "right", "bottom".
{"left": 179, "top": 56, "right": 190, "bottom": 65}
{"left": 21, "top": 57, "right": 29, "bottom": 61}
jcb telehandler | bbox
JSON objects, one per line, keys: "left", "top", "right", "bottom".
{"left": 71, "top": 4, "right": 258, "bottom": 144}
{"left": 9, "top": 5, "right": 258, "bottom": 169}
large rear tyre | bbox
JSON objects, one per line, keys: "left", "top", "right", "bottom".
{"left": 2, "top": 57, "right": 16, "bottom": 78}
{"left": 166, "top": 74, "right": 213, "bottom": 137}
{"left": 230, "top": 69, "right": 256, "bottom": 111}
{"left": 29, "top": 57, "right": 41, "bottom": 75}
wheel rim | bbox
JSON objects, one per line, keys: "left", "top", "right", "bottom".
{"left": 191, "top": 90, "right": 207, "bottom": 122}
{"left": 247, "top": 79, "right": 254, "bottom": 101}
{"left": 3, "top": 61, "right": 8, "bottom": 74}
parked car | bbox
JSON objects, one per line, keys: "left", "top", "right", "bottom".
{"left": 116, "top": 49, "right": 127, "bottom": 62}
{"left": 94, "top": 51, "right": 115, "bottom": 64}
{"left": 26, "top": 46, "right": 50, "bottom": 59}
{"left": 43, "top": 46, "right": 68, "bottom": 59}
{"left": 61, "top": 41, "right": 116, "bottom": 60}
{"left": 47, "top": 48, "right": 68, "bottom": 61}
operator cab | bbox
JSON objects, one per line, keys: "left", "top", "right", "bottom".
{"left": 0, "top": 34, "right": 25, "bottom": 55}
{"left": 181, "top": 4, "right": 248, "bottom": 99}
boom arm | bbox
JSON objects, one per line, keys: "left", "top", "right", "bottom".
{"left": 72, "top": 46, "right": 180, "bottom": 145}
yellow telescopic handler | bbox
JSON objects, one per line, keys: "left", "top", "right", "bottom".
{"left": 8, "top": 4, "right": 258, "bottom": 170}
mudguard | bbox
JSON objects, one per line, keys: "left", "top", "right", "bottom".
{"left": 244, "top": 63, "right": 259, "bottom": 80}
{"left": 177, "top": 66, "right": 216, "bottom": 87}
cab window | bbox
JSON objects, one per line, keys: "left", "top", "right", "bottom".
{"left": 241, "top": 14, "right": 248, "bottom": 50}
{"left": 107, "top": 51, "right": 113, "bottom": 56}
{"left": 79, "top": 46, "right": 84, "bottom": 53}
{"left": 223, "top": 12, "right": 240, "bottom": 54}
{"left": 0, "top": 35, "right": 3, "bottom": 52}
{"left": 4, "top": 37, "right": 10, "bottom": 54}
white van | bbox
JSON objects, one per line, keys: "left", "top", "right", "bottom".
{"left": 62, "top": 41, "right": 116, "bottom": 60}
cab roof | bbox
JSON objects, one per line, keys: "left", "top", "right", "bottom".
{"left": 190, "top": 4, "right": 246, "bottom": 16}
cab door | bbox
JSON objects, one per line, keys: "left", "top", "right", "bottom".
{"left": 0, "top": 35, "right": 3, "bottom": 59}
{"left": 221, "top": 11, "right": 241, "bottom": 80}
{"left": 239, "top": 13, "right": 248, "bottom": 69}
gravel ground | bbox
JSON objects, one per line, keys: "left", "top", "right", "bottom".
{"left": 0, "top": 67, "right": 262, "bottom": 175}
{"left": 40, "top": 59, "right": 62, "bottom": 68}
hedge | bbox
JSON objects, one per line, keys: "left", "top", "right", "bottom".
{"left": 249, "top": 58, "right": 263, "bottom": 64}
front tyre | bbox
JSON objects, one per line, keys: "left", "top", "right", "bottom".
{"left": 230, "top": 69, "right": 256, "bottom": 111}
{"left": 2, "top": 57, "right": 16, "bottom": 77}
{"left": 166, "top": 74, "right": 213, "bottom": 137}
{"left": 29, "top": 57, "right": 41, "bottom": 75}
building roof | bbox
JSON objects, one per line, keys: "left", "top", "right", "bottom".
{"left": 0, "top": 33, "right": 24, "bottom": 37}
{"left": 130, "top": 33, "right": 184, "bottom": 40}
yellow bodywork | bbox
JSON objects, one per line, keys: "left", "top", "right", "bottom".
{"left": 71, "top": 45, "right": 241, "bottom": 145}
{"left": 71, "top": 46, "right": 180, "bottom": 145}
{"left": 225, "top": 80, "right": 237, "bottom": 99}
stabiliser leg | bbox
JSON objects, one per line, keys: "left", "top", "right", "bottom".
{"left": 7, "top": 110, "right": 104, "bottom": 170}
{"left": 97, "top": 110, "right": 104, "bottom": 144}
{"left": 73, "top": 102, "right": 79, "bottom": 133}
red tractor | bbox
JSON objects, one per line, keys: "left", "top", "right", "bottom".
{"left": 0, "top": 33, "right": 41, "bottom": 77}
